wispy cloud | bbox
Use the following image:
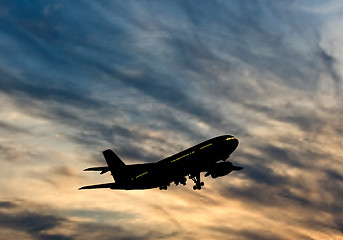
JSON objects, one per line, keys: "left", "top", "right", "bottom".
{"left": 1, "top": 0, "right": 343, "bottom": 239}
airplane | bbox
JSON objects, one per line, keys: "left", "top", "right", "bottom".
{"left": 79, "top": 135, "right": 243, "bottom": 191}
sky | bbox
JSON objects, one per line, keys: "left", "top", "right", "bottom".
{"left": 0, "top": 0, "right": 343, "bottom": 239}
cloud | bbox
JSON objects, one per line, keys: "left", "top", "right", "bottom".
{"left": 209, "top": 226, "right": 293, "bottom": 240}
{"left": 0, "top": 120, "right": 29, "bottom": 134}
{"left": 1, "top": 1, "right": 343, "bottom": 239}
{"left": 0, "top": 204, "right": 71, "bottom": 240}
{"left": 0, "top": 199, "right": 175, "bottom": 240}
{"left": 0, "top": 201, "right": 16, "bottom": 209}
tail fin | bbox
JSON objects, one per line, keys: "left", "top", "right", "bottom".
{"left": 102, "top": 149, "right": 126, "bottom": 181}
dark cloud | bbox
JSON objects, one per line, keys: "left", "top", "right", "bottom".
{"left": 0, "top": 120, "right": 29, "bottom": 134}
{"left": 151, "top": 111, "right": 206, "bottom": 140}
{"left": 86, "top": 61, "right": 225, "bottom": 127}
{"left": 0, "top": 209, "right": 71, "bottom": 240}
{"left": 0, "top": 199, "right": 171, "bottom": 240}
{"left": 208, "top": 225, "right": 312, "bottom": 240}
{"left": 0, "top": 0, "right": 332, "bottom": 142}
{"left": 235, "top": 229, "right": 289, "bottom": 240}
{"left": 170, "top": 1, "right": 323, "bottom": 88}
{"left": 220, "top": 182, "right": 286, "bottom": 207}
{"left": 258, "top": 145, "right": 304, "bottom": 168}
{"left": 325, "top": 170, "right": 343, "bottom": 183}
{"left": 317, "top": 47, "right": 341, "bottom": 84}
{"left": 0, "top": 68, "right": 103, "bottom": 110}
{"left": 218, "top": 147, "right": 316, "bottom": 208}
{"left": 0, "top": 144, "right": 34, "bottom": 163}
{"left": 0, "top": 201, "right": 16, "bottom": 209}
{"left": 243, "top": 102, "right": 326, "bottom": 134}
{"left": 1, "top": 0, "right": 343, "bottom": 239}
{"left": 52, "top": 166, "right": 78, "bottom": 178}
{"left": 245, "top": 165, "right": 286, "bottom": 186}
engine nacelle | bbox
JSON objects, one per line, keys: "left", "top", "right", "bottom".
{"left": 205, "top": 162, "right": 234, "bottom": 179}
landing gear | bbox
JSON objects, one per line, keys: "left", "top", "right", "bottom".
{"left": 159, "top": 185, "right": 168, "bottom": 190}
{"left": 193, "top": 184, "right": 203, "bottom": 190}
{"left": 190, "top": 172, "right": 204, "bottom": 190}
{"left": 174, "top": 177, "right": 187, "bottom": 186}
{"left": 180, "top": 178, "right": 187, "bottom": 186}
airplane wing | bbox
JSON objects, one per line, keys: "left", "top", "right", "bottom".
{"left": 78, "top": 182, "right": 114, "bottom": 190}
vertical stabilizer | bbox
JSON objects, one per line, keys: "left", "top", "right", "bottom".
{"left": 102, "top": 149, "right": 126, "bottom": 181}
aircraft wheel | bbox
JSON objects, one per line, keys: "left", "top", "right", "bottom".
{"left": 159, "top": 187, "right": 163, "bottom": 190}
{"left": 181, "top": 178, "right": 187, "bottom": 185}
{"left": 200, "top": 182, "right": 204, "bottom": 186}
{"left": 193, "top": 185, "right": 197, "bottom": 190}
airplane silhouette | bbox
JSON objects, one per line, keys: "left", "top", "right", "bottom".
{"left": 79, "top": 135, "right": 243, "bottom": 191}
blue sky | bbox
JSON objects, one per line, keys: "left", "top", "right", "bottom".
{"left": 1, "top": 1, "right": 343, "bottom": 239}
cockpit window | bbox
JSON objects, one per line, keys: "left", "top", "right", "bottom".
{"left": 226, "top": 137, "right": 235, "bottom": 140}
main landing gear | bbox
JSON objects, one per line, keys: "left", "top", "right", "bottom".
{"left": 190, "top": 173, "right": 204, "bottom": 190}
{"left": 159, "top": 175, "right": 203, "bottom": 190}
{"left": 174, "top": 177, "right": 187, "bottom": 186}
{"left": 159, "top": 182, "right": 170, "bottom": 190}
{"left": 159, "top": 176, "right": 187, "bottom": 190}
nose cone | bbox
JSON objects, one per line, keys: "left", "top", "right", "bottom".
{"left": 229, "top": 137, "right": 239, "bottom": 152}
{"left": 233, "top": 138, "right": 239, "bottom": 148}
{"left": 222, "top": 136, "right": 239, "bottom": 158}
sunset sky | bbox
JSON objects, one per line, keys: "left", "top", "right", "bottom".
{"left": 1, "top": 1, "right": 343, "bottom": 239}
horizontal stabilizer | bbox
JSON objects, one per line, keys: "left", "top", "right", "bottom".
{"left": 78, "top": 182, "right": 115, "bottom": 190}
{"left": 84, "top": 167, "right": 109, "bottom": 174}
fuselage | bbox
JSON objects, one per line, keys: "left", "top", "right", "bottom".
{"left": 117, "top": 135, "right": 239, "bottom": 189}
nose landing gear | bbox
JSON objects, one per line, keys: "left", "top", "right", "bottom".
{"left": 193, "top": 181, "right": 204, "bottom": 190}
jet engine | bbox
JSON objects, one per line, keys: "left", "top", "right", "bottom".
{"left": 205, "top": 161, "right": 243, "bottom": 178}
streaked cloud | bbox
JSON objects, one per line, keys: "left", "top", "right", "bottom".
{"left": 0, "top": 0, "right": 343, "bottom": 239}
